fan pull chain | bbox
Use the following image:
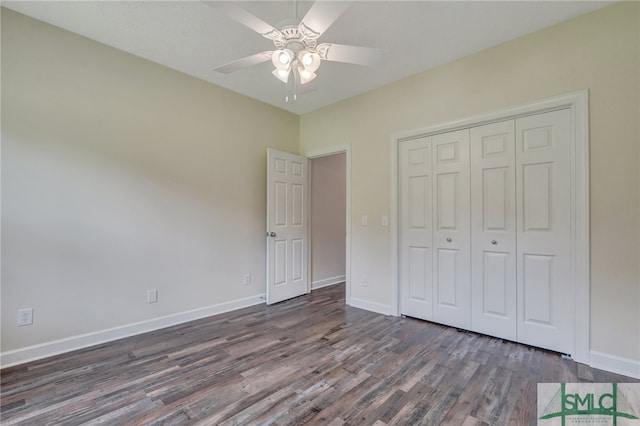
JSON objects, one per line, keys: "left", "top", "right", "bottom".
{"left": 285, "top": 66, "right": 299, "bottom": 103}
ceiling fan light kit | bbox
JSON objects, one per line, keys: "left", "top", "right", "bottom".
{"left": 271, "top": 43, "right": 318, "bottom": 85}
{"left": 209, "top": 1, "right": 385, "bottom": 96}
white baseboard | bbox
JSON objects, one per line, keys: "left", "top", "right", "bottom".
{"left": 348, "top": 297, "right": 392, "bottom": 316}
{"left": 311, "top": 275, "right": 346, "bottom": 290}
{"left": 5, "top": 293, "right": 637, "bottom": 381}
{"left": 0, "top": 294, "right": 265, "bottom": 369}
{"left": 589, "top": 350, "right": 640, "bottom": 379}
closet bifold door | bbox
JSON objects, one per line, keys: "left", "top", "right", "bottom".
{"left": 399, "top": 137, "right": 433, "bottom": 321}
{"left": 515, "top": 109, "right": 573, "bottom": 355}
{"left": 470, "top": 120, "right": 517, "bottom": 341}
{"left": 431, "top": 129, "right": 471, "bottom": 329}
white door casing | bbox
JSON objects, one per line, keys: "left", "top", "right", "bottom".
{"left": 470, "top": 120, "right": 517, "bottom": 341}
{"left": 431, "top": 129, "right": 471, "bottom": 329}
{"left": 399, "top": 137, "right": 434, "bottom": 320}
{"left": 515, "top": 109, "right": 573, "bottom": 354}
{"left": 266, "top": 149, "right": 309, "bottom": 304}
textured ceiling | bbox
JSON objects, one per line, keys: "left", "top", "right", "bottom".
{"left": 3, "top": 1, "right": 612, "bottom": 115}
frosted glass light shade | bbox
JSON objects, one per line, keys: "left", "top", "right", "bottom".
{"left": 298, "top": 50, "right": 321, "bottom": 72}
{"left": 272, "top": 49, "right": 293, "bottom": 70}
{"left": 297, "top": 64, "right": 317, "bottom": 84}
{"left": 272, "top": 68, "right": 290, "bottom": 83}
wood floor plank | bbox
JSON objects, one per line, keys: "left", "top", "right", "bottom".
{"left": 2, "top": 283, "right": 638, "bottom": 425}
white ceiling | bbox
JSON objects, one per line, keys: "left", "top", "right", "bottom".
{"left": 3, "top": 1, "right": 612, "bottom": 115}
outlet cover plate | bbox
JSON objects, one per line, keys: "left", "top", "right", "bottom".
{"left": 18, "top": 308, "right": 33, "bottom": 326}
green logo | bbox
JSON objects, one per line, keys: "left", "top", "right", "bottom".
{"left": 538, "top": 383, "right": 640, "bottom": 425}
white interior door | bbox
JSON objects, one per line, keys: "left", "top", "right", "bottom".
{"left": 399, "top": 137, "right": 433, "bottom": 320}
{"left": 266, "top": 149, "right": 309, "bottom": 304}
{"left": 515, "top": 109, "right": 573, "bottom": 354}
{"left": 470, "top": 120, "right": 517, "bottom": 341}
{"left": 432, "top": 129, "right": 471, "bottom": 329}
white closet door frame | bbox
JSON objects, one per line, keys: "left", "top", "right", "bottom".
{"left": 389, "top": 90, "right": 589, "bottom": 364}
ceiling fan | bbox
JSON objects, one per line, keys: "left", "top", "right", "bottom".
{"left": 206, "top": 1, "right": 385, "bottom": 91}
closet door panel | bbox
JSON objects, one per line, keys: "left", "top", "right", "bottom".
{"left": 470, "top": 121, "right": 517, "bottom": 340}
{"left": 400, "top": 137, "right": 433, "bottom": 320}
{"left": 436, "top": 248, "right": 459, "bottom": 306}
{"left": 432, "top": 129, "right": 471, "bottom": 329}
{"left": 516, "top": 109, "right": 572, "bottom": 354}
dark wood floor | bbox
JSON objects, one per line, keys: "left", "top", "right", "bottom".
{"left": 1, "top": 284, "right": 637, "bottom": 425}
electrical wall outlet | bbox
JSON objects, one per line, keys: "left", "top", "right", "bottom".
{"left": 147, "top": 289, "right": 158, "bottom": 304}
{"left": 243, "top": 274, "right": 252, "bottom": 286}
{"left": 361, "top": 275, "right": 368, "bottom": 287}
{"left": 18, "top": 308, "right": 33, "bottom": 326}
{"left": 361, "top": 215, "right": 368, "bottom": 226}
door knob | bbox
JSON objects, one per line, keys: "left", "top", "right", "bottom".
{"left": 269, "top": 232, "right": 277, "bottom": 237}
{"left": 491, "top": 240, "right": 497, "bottom": 245}
{"left": 446, "top": 237, "right": 452, "bottom": 243}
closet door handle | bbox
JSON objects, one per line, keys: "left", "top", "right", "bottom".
{"left": 446, "top": 237, "right": 452, "bottom": 243}
{"left": 491, "top": 240, "right": 497, "bottom": 245}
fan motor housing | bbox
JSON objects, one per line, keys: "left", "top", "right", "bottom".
{"left": 274, "top": 26, "right": 317, "bottom": 51}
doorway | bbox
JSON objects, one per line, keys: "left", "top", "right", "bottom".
{"left": 306, "top": 146, "right": 350, "bottom": 303}
{"left": 310, "top": 153, "right": 346, "bottom": 291}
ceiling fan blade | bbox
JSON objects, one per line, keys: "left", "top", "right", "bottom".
{"left": 214, "top": 51, "right": 273, "bottom": 74}
{"left": 316, "top": 43, "right": 386, "bottom": 66}
{"left": 204, "top": 2, "right": 283, "bottom": 41}
{"left": 298, "top": 2, "right": 350, "bottom": 40}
